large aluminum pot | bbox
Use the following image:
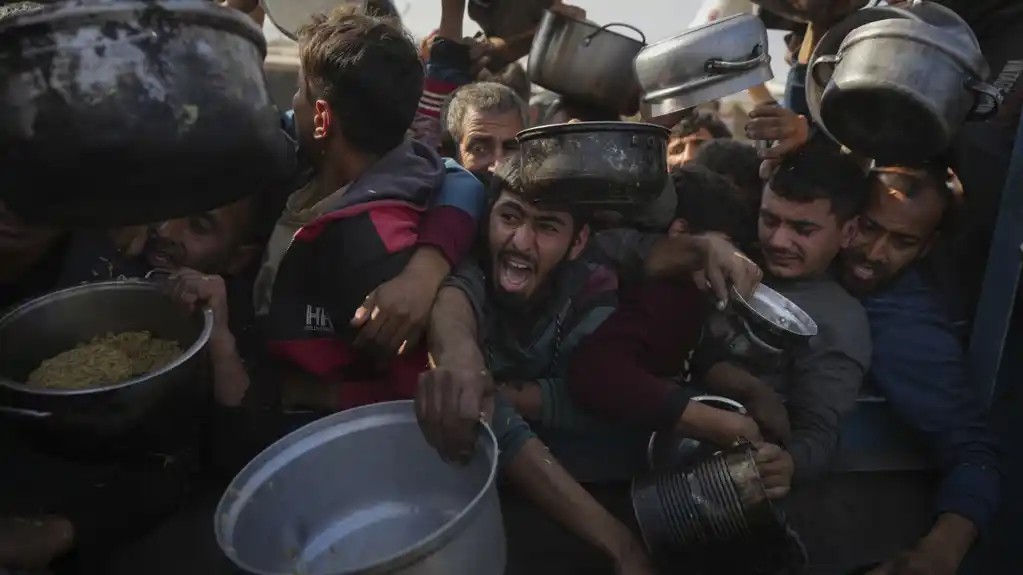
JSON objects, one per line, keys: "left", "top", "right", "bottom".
{"left": 0, "top": 281, "right": 213, "bottom": 439}
{"left": 0, "top": 0, "right": 292, "bottom": 226}
{"left": 809, "top": 16, "right": 1001, "bottom": 163}
{"left": 516, "top": 121, "right": 669, "bottom": 213}
{"left": 528, "top": 10, "right": 646, "bottom": 115}
{"left": 215, "top": 401, "right": 505, "bottom": 575}
{"left": 635, "top": 13, "right": 773, "bottom": 120}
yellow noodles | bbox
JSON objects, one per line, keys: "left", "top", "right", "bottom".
{"left": 26, "top": 331, "right": 183, "bottom": 390}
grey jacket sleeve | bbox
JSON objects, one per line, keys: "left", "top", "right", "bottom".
{"left": 786, "top": 301, "right": 872, "bottom": 483}
{"left": 492, "top": 394, "right": 537, "bottom": 468}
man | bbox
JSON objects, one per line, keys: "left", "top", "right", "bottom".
{"left": 441, "top": 82, "right": 527, "bottom": 173}
{"left": 259, "top": 7, "right": 485, "bottom": 413}
{"left": 838, "top": 167, "right": 1000, "bottom": 575}
{"left": 416, "top": 156, "right": 761, "bottom": 574}
{"left": 667, "top": 111, "right": 732, "bottom": 168}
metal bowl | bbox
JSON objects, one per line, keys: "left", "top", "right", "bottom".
{"left": 730, "top": 284, "right": 817, "bottom": 343}
{"left": 216, "top": 401, "right": 506, "bottom": 575}
{"left": 0, "top": 280, "right": 213, "bottom": 438}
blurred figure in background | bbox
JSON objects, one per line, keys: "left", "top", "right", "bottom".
{"left": 667, "top": 111, "right": 733, "bottom": 168}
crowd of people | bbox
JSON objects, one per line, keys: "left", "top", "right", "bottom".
{"left": 0, "top": 0, "right": 1019, "bottom": 574}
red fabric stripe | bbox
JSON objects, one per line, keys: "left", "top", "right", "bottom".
{"left": 335, "top": 350, "right": 427, "bottom": 410}
{"left": 267, "top": 338, "right": 351, "bottom": 377}
{"left": 417, "top": 206, "right": 476, "bottom": 266}
{"left": 368, "top": 206, "right": 420, "bottom": 254}
{"left": 296, "top": 200, "right": 425, "bottom": 242}
{"left": 423, "top": 76, "right": 459, "bottom": 97}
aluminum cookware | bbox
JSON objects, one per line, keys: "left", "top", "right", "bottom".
{"left": 809, "top": 10, "right": 1000, "bottom": 163}
{"left": 634, "top": 13, "right": 773, "bottom": 120}
{"left": 528, "top": 10, "right": 646, "bottom": 115}
{"left": 0, "top": 281, "right": 213, "bottom": 439}
{"left": 216, "top": 401, "right": 505, "bottom": 575}
{"left": 516, "top": 121, "right": 669, "bottom": 212}
{"left": 730, "top": 284, "right": 817, "bottom": 342}
{"left": 0, "top": 0, "right": 291, "bottom": 226}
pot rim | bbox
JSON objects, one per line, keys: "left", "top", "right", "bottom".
{"left": 516, "top": 121, "right": 669, "bottom": 142}
{"left": 214, "top": 400, "right": 501, "bottom": 575}
{"left": 0, "top": 280, "right": 214, "bottom": 396}
{"left": 837, "top": 17, "right": 988, "bottom": 78}
{"left": 0, "top": 0, "right": 266, "bottom": 57}
{"left": 539, "top": 8, "right": 646, "bottom": 47}
{"left": 730, "top": 284, "right": 818, "bottom": 339}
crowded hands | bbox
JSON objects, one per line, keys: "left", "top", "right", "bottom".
{"left": 745, "top": 103, "right": 810, "bottom": 179}
{"left": 415, "top": 364, "right": 495, "bottom": 465}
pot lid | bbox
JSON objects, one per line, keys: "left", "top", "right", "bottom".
{"left": 261, "top": 0, "right": 363, "bottom": 40}
{"left": 730, "top": 284, "right": 818, "bottom": 339}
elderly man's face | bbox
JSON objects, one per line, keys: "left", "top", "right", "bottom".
{"left": 458, "top": 108, "right": 524, "bottom": 173}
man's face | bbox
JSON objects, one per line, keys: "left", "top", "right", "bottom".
{"left": 142, "top": 197, "right": 258, "bottom": 275}
{"left": 0, "top": 202, "right": 60, "bottom": 256}
{"left": 758, "top": 187, "right": 855, "bottom": 278}
{"left": 291, "top": 67, "right": 334, "bottom": 162}
{"left": 667, "top": 127, "right": 714, "bottom": 168}
{"left": 840, "top": 179, "right": 945, "bottom": 295}
{"left": 458, "top": 108, "right": 523, "bottom": 173}
{"left": 487, "top": 191, "right": 588, "bottom": 304}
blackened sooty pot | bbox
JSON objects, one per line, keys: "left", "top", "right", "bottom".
{"left": 515, "top": 121, "right": 669, "bottom": 213}
{"left": 0, "top": 0, "right": 292, "bottom": 226}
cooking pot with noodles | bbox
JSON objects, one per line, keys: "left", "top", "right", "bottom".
{"left": 0, "top": 280, "right": 213, "bottom": 441}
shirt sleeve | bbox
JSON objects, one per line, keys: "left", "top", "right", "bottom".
{"left": 315, "top": 215, "right": 416, "bottom": 339}
{"left": 786, "top": 303, "right": 871, "bottom": 483}
{"left": 417, "top": 160, "right": 487, "bottom": 267}
{"left": 492, "top": 393, "right": 537, "bottom": 469}
{"left": 566, "top": 280, "right": 704, "bottom": 431}
{"left": 866, "top": 292, "right": 1001, "bottom": 533}
{"left": 409, "top": 37, "right": 474, "bottom": 151}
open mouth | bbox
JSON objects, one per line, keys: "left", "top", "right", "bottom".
{"left": 497, "top": 255, "right": 534, "bottom": 293}
{"left": 145, "top": 249, "right": 176, "bottom": 270}
{"left": 849, "top": 263, "right": 878, "bottom": 281}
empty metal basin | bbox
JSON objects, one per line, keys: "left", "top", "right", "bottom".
{"left": 215, "top": 401, "right": 505, "bottom": 575}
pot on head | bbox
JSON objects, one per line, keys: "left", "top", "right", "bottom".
{"left": 0, "top": 281, "right": 213, "bottom": 442}
{"left": 515, "top": 121, "right": 670, "bottom": 218}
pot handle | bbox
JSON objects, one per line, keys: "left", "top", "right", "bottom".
{"left": 0, "top": 405, "right": 52, "bottom": 419}
{"left": 583, "top": 23, "right": 646, "bottom": 47}
{"left": 705, "top": 45, "right": 769, "bottom": 74}
{"left": 965, "top": 77, "right": 1003, "bottom": 121}
{"left": 809, "top": 54, "right": 842, "bottom": 87}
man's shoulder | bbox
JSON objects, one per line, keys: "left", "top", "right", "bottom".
{"left": 773, "top": 276, "right": 871, "bottom": 365}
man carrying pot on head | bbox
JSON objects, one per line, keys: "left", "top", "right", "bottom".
{"left": 834, "top": 166, "right": 999, "bottom": 575}
{"left": 415, "top": 155, "right": 760, "bottom": 574}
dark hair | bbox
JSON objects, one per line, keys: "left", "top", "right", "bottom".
{"left": 871, "top": 164, "right": 960, "bottom": 233}
{"left": 672, "top": 164, "right": 756, "bottom": 252}
{"left": 671, "top": 111, "right": 732, "bottom": 140}
{"left": 298, "top": 6, "right": 423, "bottom": 155}
{"left": 489, "top": 154, "right": 589, "bottom": 233}
{"left": 691, "top": 139, "right": 763, "bottom": 213}
{"left": 767, "top": 135, "right": 869, "bottom": 223}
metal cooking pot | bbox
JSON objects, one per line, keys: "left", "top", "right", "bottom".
{"left": 810, "top": 16, "right": 1001, "bottom": 163}
{"left": 0, "top": 281, "right": 213, "bottom": 439}
{"left": 528, "top": 10, "right": 646, "bottom": 115}
{"left": 647, "top": 396, "right": 747, "bottom": 473}
{"left": 516, "top": 121, "right": 669, "bottom": 213}
{"left": 216, "top": 401, "right": 505, "bottom": 575}
{"left": 634, "top": 13, "right": 772, "bottom": 120}
{"left": 0, "top": 0, "right": 291, "bottom": 226}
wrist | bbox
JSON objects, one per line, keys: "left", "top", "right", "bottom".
{"left": 408, "top": 246, "right": 451, "bottom": 287}
{"left": 208, "top": 329, "right": 237, "bottom": 356}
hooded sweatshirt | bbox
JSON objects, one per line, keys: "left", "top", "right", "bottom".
{"left": 263, "top": 139, "right": 484, "bottom": 410}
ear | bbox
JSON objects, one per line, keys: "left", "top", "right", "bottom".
{"left": 839, "top": 215, "right": 859, "bottom": 249}
{"left": 224, "top": 243, "right": 261, "bottom": 276}
{"left": 567, "top": 223, "right": 590, "bottom": 261}
{"left": 313, "top": 99, "right": 332, "bottom": 140}
{"left": 668, "top": 218, "right": 688, "bottom": 237}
